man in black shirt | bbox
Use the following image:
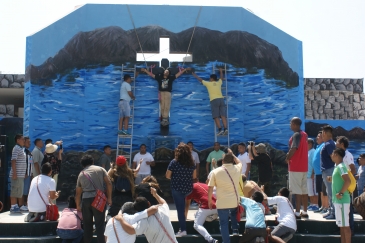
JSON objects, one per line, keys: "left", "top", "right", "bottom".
{"left": 249, "top": 142, "right": 273, "bottom": 196}
{"left": 141, "top": 67, "right": 190, "bottom": 126}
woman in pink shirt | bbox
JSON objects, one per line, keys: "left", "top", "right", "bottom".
{"left": 57, "top": 196, "right": 83, "bottom": 243}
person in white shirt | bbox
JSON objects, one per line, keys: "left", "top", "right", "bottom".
{"left": 335, "top": 136, "right": 356, "bottom": 174}
{"left": 118, "top": 74, "right": 137, "bottom": 135}
{"left": 27, "top": 163, "right": 59, "bottom": 219}
{"left": 133, "top": 144, "right": 155, "bottom": 185}
{"left": 104, "top": 199, "right": 158, "bottom": 243}
{"left": 237, "top": 142, "right": 252, "bottom": 178}
{"left": 115, "top": 187, "right": 178, "bottom": 243}
{"left": 267, "top": 187, "right": 297, "bottom": 243}
{"left": 188, "top": 141, "right": 200, "bottom": 178}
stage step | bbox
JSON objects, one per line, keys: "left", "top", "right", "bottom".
{"left": 1, "top": 234, "right": 365, "bottom": 243}
{"left": 1, "top": 219, "right": 365, "bottom": 237}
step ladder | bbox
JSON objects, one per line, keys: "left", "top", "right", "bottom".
{"left": 212, "top": 63, "right": 230, "bottom": 148}
{"left": 116, "top": 64, "right": 137, "bottom": 166}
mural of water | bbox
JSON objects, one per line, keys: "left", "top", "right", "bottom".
{"left": 28, "top": 63, "right": 300, "bottom": 152}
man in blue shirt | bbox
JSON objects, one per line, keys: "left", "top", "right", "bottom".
{"left": 312, "top": 131, "right": 329, "bottom": 213}
{"left": 320, "top": 125, "right": 336, "bottom": 219}
{"left": 239, "top": 191, "right": 266, "bottom": 243}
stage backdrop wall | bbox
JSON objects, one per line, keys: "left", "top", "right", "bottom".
{"left": 24, "top": 4, "right": 304, "bottom": 153}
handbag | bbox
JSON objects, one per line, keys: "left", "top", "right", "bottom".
{"left": 196, "top": 183, "right": 219, "bottom": 222}
{"left": 222, "top": 167, "right": 244, "bottom": 222}
{"left": 36, "top": 175, "right": 59, "bottom": 221}
{"left": 82, "top": 171, "right": 107, "bottom": 212}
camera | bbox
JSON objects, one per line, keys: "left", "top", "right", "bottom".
{"left": 247, "top": 141, "right": 254, "bottom": 146}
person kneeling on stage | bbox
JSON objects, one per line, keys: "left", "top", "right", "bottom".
{"left": 25, "top": 163, "right": 59, "bottom": 222}
{"left": 239, "top": 191, "right": 267, "bottom": 243}
{"left": 185, "top": 182, "right": 219, "bottom": 243}
{"left": 267, "top": 188, "right": 297, "bottom": 243}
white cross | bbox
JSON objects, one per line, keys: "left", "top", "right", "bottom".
{"left": 136, "top": 37, "right": 193, "bottom": 66}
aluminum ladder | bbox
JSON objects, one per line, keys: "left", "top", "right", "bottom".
{"left": 116, "top": 64, "right": 136, "bottom": 166}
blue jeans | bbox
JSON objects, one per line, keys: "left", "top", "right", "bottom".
{"left": 56, "top": 229, "right": 83, "bottom": 243}
{"left": 217, "top": 207, "right": 239, "bottom": 243}
{"left": 322, "top": 167, "right": 335, "bottom": 216}
{"left": 171, "top": 189, "right": 190, "bottom": 232}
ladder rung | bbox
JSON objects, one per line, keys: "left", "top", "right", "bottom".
{"left": 118, "top": 144, "right": 132, "bottom": 148}
{"left": 118, "top": 134, "right": 132, "bottom": 138}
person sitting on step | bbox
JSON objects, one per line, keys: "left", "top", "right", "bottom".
{"left": 239, "top": 191, "right": 267, "bottom": 243}
{"left": 266, "top": 187, "right": 297, "bottom": 243}
{"left": 104, "top": 198, "right": 158, "bottom": 243}
{"left": 192, "top": 67, "right": 228, "bottom": 136}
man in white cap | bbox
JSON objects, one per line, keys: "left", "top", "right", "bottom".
{"left": 41, "top": 142, "right": 63, "bottom": 203}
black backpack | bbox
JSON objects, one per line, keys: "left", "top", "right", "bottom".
{"left": 115, "top": 176, "right": 131, "bottom": 192}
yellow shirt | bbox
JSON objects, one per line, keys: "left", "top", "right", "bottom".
{"left": 202, "top": 79, "right": 223, "bottom": 101}
{"left": 208, "top": 163, "right": 242, "bottom": 209}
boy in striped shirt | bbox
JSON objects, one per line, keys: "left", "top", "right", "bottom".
{"left": 329, "top": 148, "right": 351, "bottom": 243}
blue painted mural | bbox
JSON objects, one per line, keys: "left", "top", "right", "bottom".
{"left": 24, "top": 4, "right": 304, "bottom": 152}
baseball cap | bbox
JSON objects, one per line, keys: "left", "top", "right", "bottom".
{"left": 116, "top": 156, "right": 127, "bottom": 166}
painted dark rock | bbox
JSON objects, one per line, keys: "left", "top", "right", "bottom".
{"left": 25, "top": 26, "right": 299, "bottom": 86}
{"left": 305, "top": 122, "right": 365, "bottom": 139}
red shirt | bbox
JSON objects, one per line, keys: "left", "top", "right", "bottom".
{"left": 186, "top": 183, "right": 217, "bottom": 209}
{"left": 288, "top": 130, "right": 308, "bottom": 172}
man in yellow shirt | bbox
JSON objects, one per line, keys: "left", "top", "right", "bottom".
{"left": 208, "top": 150, "right": 242, "bottom": 243}
{"left": 192, "top": 68, "right": 228, "bottom": 135}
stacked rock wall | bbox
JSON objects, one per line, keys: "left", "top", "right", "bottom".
{"left": 0, "top": 74, "right": 25, "bottom": 88}
{"left": 304, "top": 78, "right": 365, "bottom": 120}
{"left": 0, "top": 74, "right": 24, "bottom": 118}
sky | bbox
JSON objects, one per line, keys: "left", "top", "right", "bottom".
{"left": 0, "top": 0, "right": 364, "bottom": 81}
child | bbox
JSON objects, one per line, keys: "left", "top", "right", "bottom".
{"left": 307, "top": 138, "right": 319, "bottom": 211}
{"left": 329, "top": 148, "right": 351, "bottom": 243}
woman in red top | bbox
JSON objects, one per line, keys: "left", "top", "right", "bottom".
{"left": 57, "top": 196, "right": 83, "bottom": 243}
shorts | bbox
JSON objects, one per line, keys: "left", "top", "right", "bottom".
{"left": 118, "top": 100, "right": 130, "bottom": 118}
{"left": 322, "top": 181, "right": 327, "bottom": 196}
{"left": 316, "top": 175, "right": 323, "bottom": 193}
{"left": 307, "top": 177, "right": 317, "bottom": 196}
{"left": 289, "top": 172, "right": 308, "bottom": 195}
{"left": 334, "top": 203, "right": 350, "bottom": 227}
{"left": 270, "top": 224, "right": 296, "bottom": 242}
{"left": 10, "top": 178, "right": 25, "bottom": 198}
{"left": 210, "top": 98, "right": 226, "bottom": 119}
{"left": 23, "top": 176, "right": 32, "bottom": 195}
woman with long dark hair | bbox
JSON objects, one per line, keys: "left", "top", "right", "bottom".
{"left": 107, "top": 156, "right": 141, "bottom": 219}
{"left": 166, "top": 143, "right": 197, "bottom": 237}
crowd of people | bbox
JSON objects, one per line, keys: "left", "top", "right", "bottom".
{"left": 7, "top": 116, "right": 365, "bottom": 243}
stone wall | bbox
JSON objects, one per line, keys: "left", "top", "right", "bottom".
{"left": 0, "top": 105, "right": 14, "bottom": 117}
{"left": 0, "top": 74, "right": 25, "bottom": 88}
{"left": 304, "top": 78, "right": 365, "bottom": 120}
